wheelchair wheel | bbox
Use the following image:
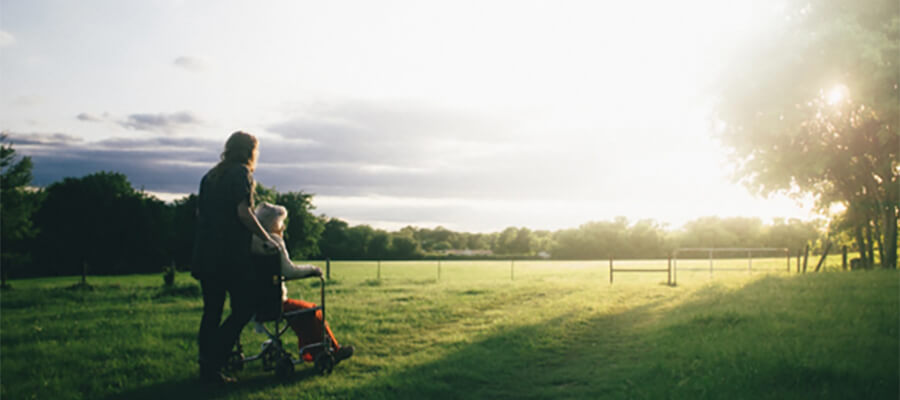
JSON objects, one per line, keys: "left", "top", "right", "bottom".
{"left": 261, "top": 344, "right": 279, "bottom": 371}
{"left": 275, "top": 355, "right": 294, "bottom": 379}
{"left": 314, "top": 352, "right": 335, "bottom": 375}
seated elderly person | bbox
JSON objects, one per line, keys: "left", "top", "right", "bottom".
{"left": 251, "top": 202, "right": 354, "bottom": 363}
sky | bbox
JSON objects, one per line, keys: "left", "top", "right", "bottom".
{"left": 0, "top": 0, "right": 817, "bottom": 232}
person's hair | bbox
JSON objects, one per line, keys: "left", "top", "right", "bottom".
{"left": 208, "top": 131, "right": 258, "bottom": 181}
{"left": 255, "top": 202, "right": 288, "bottom": 233}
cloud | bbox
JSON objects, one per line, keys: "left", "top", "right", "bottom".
{"left": 118, "top": 111, "right": 201, "bottom": 133}
{"left": 6, "top": 131, "right": 218, "bottom": 195}
{"left": 173, "top": 56, "right": 207, "bottom": 71}
{"left": 2, "top": 132, "right": 83, "bottom": 147}
{"left": 76, "top": 112, "right": 105, "bottom": 122}
{"left": 258, "top": 99, "right": 622, "bottom": 202}
{"left": 266, "top": 100, "right": 517, "bottom": 169}
{"left": 0, "top": 30, "right": 14, "bottom": 47}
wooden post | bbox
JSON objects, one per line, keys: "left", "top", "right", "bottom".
{"left": 609, "top": 255, "right": 614, "bottom": 284}
{"left": 667, "top": 255, "right": 672, "bottom": 286}
{"left": 673, "top": 252, "right": 678, "bottom": 285}
{"left": 326, "top": 258, "right": 331, "bottom": 280}
{"left": 802, "top": 245, "right": 809, "bottom": 273}
{"left": 814, "top": 242, "right": 832, "bottom": 272}
{"left": 842, "top": 246, "right": 848, "bottom": 271}
{"left": 786, "top": 249, "right": 791, "bottom": 273}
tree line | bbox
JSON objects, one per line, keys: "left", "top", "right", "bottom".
{"left": 2, "top": 138, "right": 829, "bottom": 281}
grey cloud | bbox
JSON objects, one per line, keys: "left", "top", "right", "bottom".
{"left": 257, "top": 99, "right": 620, "bottom": 201}
{"left": 173, "top": 56, "right": 207, "bottom": 71}
{"left": 7, "top": 132, "right": 218, "bottom": 194}
{"left": 271, "top": 100, "right": 510, "bottom": 143}
{"left": 119, "top": 111, "right": 201, "bottom": 133}
{"left": 76, "top": 112, "right": 104, "bottom": 122}
{"left": 3, "top": 132, "right": 83, "bottom": 147}
{"left": 266, "top": 100, "right": 517, "bottom": 170}
{"left": 7, "top": 94, "right": 613, "bottom": 206}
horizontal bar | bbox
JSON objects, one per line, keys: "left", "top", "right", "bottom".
{"left": 676, "top": 267, "right": 762, "bottom": 271}
{"left": 283, "top": 306, "right": 322, "bottom": 318}
{"left": 612, "top": 269, "right": 669, "bottom": 272}
{"left": 675, "top": 247, "right": 788, "bottom": 253}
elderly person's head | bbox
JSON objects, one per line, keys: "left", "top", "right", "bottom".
{"left": 255, "top": 202, "right": 288, "bottom": 235}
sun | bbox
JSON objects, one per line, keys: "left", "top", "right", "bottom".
{"left": 826, "top": 84, "right": 848, "bottom": 105}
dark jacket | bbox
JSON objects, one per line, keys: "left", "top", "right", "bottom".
{"left": 191, "top": 163, "right": 254, "bottom": 281}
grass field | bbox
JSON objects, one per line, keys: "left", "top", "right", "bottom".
{"left": 1, "top": 257, "right": 897, "bottom": 399}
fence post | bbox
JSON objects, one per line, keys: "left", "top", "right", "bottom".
{"left": 609, "top": 255, "right": 614, "bottom": 284}
{"left": 814, "top": 242, "right": 832, "bottom": 272}
{"left": 326, "top": 258, "right": 331, "bottom": 280}
{"left": 786, "top": 249, "right": 791, "bottom": 273}
{"left": 803, "top": 245, "right": 809, "bottom": 273}
{"left": 842, "top": 246, "right": 848, "bottom": 270}
{"left": 667, "top": 254, "right": 672, "bottom": 286}
{"left": 673, "top": 252, "right": 678, "bottom": 285}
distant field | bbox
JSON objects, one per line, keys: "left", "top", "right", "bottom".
{"left": 1, "top": 258, "right": 896, "bottom": 399}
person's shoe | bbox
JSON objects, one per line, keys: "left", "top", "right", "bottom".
{"left": 334, "top": 345, "right": 354, "bottom": 364}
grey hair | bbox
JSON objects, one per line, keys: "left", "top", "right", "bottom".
{"left": 255, "top": 202, "right": 288, "bottom": 233}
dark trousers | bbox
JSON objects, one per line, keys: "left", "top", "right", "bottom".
{"left": 198, "top": 276, "right": 255, "bottom": 371}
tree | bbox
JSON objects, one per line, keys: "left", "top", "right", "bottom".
{"left": 0, "top": 136, "right": 41, "bottom": 285}
{"left": 368, "top": 230, "right": 392, "bottom": 259}
{"left": 346, "top": 225, "right": 375, "bottom": 258}
{"left": 32, "top": 172, "right": 170, "bottom": 276}
{"left": 318, "top": 217, "right": 350, "bottom": 259}
{"left": 389, "top": 233, "right": 423, "bottom": 259}
{"left": 170, "top": 194, "right": 198, "bottom": 269}
{"left": 715, "top": 0, "right": 898, "bottom": 268}
{"left": 275, "top": 191, "right": 324, "bottom": 259}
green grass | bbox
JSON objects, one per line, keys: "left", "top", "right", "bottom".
{"left": 1, "top": 258, "right": 897, "bottom": 399}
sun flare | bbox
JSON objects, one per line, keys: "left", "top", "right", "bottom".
{"left": 826, "top": 84, "right": 848, "bottom": 105}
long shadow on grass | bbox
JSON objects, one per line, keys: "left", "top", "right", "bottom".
{"left": 324, "top": 274, "right": 898, "bottom": 400}
{"left": 104, "top": 366, "right": 322, "bottom": 400}
{"left": 101, "top": 273, "right": 898, "bottom": 400}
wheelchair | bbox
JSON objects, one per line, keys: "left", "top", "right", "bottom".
{"left": 224, "top": 253, "right": 337, "bottom": 378}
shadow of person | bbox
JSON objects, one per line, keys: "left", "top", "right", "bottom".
{"left": 105, "top": 366, "right": 319, "bottom": 400}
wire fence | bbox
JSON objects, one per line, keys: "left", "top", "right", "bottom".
{"left": 293, "top": 253, "right": 848, "bottom": 285}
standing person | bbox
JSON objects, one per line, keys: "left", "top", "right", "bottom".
{"left": 191, "top": 131, "right": 279, "bottom": 384}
